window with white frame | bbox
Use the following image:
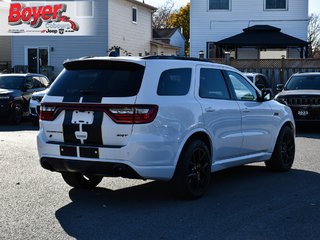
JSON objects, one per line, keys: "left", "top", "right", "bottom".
{"left": 265, "top": 0, "right": 287, "bottom": 10}
{"left": 76, "top": 0, "right": 94, "bottom": 17}
{"left": 209, "top": 0, "right": 230, "bottom": 10}
{"left": 132, "top": 7, "right": 137, "bottom": 23}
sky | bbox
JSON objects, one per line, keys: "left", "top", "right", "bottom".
{"left": 143, "top": 0, "right": 320, "bottom": 14}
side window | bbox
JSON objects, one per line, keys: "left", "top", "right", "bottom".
{"left": 32, "top": 77, "right": 42, "bottom": 89}
{"left": 255, "top": 75, "right": 266, "bottom": 89}
{"left": 199, "top": 68, "right": 230, "bottom": 100}
{"left": 132, "top": 7, "right": 137, "bottom": 23}
{"left": 40, "top": 77, "right": 50, "bottom": 88}
{"left": 157, "top": 68, "right": 192, "bottom": 96}
{"left": 227, "top": 71, "right": 258, "bottom": 101}
{"left": 25, "top": 77, "right": 34, "bottom": 89}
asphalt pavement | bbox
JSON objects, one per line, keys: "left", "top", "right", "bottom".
{"left": 0, "top": 121, "right": 320, "bottom": 240}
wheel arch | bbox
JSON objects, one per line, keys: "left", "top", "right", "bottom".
{"left": 173, "top": 129, "right": 212, "bottom": 168}
{"left": 270, "top": 120, "right": 295, "bottom": 153}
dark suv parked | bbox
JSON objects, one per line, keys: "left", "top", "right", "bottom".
{"left": 275, "top": 72, "right": 320, "bottom": 122}
{"left": 0, "top": 73, "right": 50, "bottom": 124}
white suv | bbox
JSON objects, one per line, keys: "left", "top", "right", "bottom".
{"left": 37, "top": 56, "right": 295, "bottom": 199}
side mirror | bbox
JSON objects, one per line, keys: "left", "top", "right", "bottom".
{"left": 259, "top": 89, "right": 272, "bottom": 102}
{"left": 276, "top": 84, "right": 284, "bottom": 91}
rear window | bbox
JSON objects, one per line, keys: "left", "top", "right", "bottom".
{"left": 157, "top": 68, "right": 192, "bottom": 96}
{"left": 48, "top": 60, "right": 145, "bottom": 97}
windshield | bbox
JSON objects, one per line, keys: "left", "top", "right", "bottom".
{"left": 0, "top": 76, "right": 25, "bottom": 90}
{"left": 285, "top": 75, "right": 320, "bottom": 90}
{"left": 48, "top": 60, "right": 145, "bottom": 98}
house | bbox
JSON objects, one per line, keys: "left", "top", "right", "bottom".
{"left": 11, "top": 0, "right": 156, "bottom": 77}
{"left": 152, "top": 28, "right": 186, "bottom": 56}
{"left": 190, "top": 0, "right": 309, "bottom": 59}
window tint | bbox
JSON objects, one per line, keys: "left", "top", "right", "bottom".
{"left": 227, "top": 72, "right": 257, "bottom": 101}
{"left": 266, "top": 0, "right": 286, "bottom": 9}
{"left": 157, "top": 68, "right": 192, "bottom": 96}
{"left": 255, "top": 75, "right": 267, "bottom": 89}
{"left": 209, "top": 0, "right": 230, "bottom": 10}
{"left": 48, "top": 61, "right": 145, "bottom": 97}
{"left": 32, "top": 77, "right": 42, "bottom": 88}
{"left": 200, "top": 69, "right": 230, "bottom": 100}
{"left": 285, "top": 75, "right": 320, "bottom": 90}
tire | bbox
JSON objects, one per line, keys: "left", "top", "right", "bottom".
{"left": 8, "top": 103, "right": 23, "bottom": 125}
{"left": 265, "top": 126, "right": 295, "bottom": 172}
{"left": 61, "top": 172, "right": 103, "bottom": 189}
{"left": 171, "top": 139, "right": 211, "bottom": 199}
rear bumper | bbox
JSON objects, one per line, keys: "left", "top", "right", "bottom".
{"left": 37, "top": 130, "right": 176, "bottom": 181}
{"left": 40, "top": 157, "right": 144, "bottom": 179}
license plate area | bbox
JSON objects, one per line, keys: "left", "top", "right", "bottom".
{"left": 71, "top": 110, "right": 94, "bottom": 124}
{"left": 298, "top": 110, "right": 309, "bottom": 116}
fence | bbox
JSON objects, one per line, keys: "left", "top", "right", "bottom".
{"left": 210, "top": 58, "right": 320, "bottom": 90}
{"left": 0, "top": 62, "right": 11, "bottom": 73}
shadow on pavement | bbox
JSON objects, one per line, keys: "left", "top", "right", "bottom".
{"left": 56, "top": 165, "right": 320, "bottom": 240}
{"left": 296, "top": 124, "right": 320, "bottom": 139}
{"left": 0, "top": 119, "right": 38, "bottom": 132}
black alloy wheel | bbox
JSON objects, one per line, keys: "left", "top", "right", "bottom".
{"left": 171, "top": 139, "right": 211, "bottom": 199}
{"left": 265, "top": 126, "right": 295, "bottom": 171}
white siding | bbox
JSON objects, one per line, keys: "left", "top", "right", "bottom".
{"left": 11, "top": 0, "right": 108, "bottom": 76}
{"left": 190, "top": 0, "right": 308, "bottom": 58}
{"left": 108, "top": 0, "right": 153, "bottom": 56}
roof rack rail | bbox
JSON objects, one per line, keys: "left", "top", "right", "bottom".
{"left": 142, "top": 56, "right": 214, "bottom": 63}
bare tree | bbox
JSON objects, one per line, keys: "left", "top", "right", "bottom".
{"left": 152, "top": 0, "right": 177, "bottom": 29}
{"left": 308, "top": 13, "right": 320, "bottom": 57}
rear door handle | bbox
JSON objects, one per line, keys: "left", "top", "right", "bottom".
{"left": 205, "top": 107, "right": 215, "bottom": 112}
{"left": 242, "top": 109, "right": 251, "bottom": 113}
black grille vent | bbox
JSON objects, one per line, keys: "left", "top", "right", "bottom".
{"left": 284, "top": 97, "right": 320, "bottom": 106}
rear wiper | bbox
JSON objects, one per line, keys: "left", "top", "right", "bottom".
{"left": 80, "top": 90, "right": 111, "bottom": 95}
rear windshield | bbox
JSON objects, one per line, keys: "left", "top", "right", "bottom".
{"left": 0, "top": 76, "right": 25, "bottom": 90}
{"left": 48, "top": 60, "right": 145, "bottom": 97}
{"left": 285, "top": 75, "right": 320, "bottom": 90}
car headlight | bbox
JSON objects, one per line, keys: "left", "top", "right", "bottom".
{"left": 0, "top": 95, "right": 10, "bottom": 100}
{"left": 32, "top": 96, "right": 43, "bottom": 102}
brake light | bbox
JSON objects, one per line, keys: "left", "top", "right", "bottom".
{"left": 40, "top": 105, "right": 56, "bottom": 121}
{"left": 108, "top": 105, "right": 158, "bottom": 124}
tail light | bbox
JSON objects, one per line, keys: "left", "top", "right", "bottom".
{"left": 39, "top": 104, "right": 158, "bottom": 124}
{"left": 108, "top": 105, "right": 158, "bottom": 124}
{"left": 40, "top": 105, "right": 56, "bottom": 121}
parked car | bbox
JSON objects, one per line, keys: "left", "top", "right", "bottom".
{"left": 0, "top": 73, "right": 50, "bottom": 124}
{"left": 38, "top": 56, "right": 295, "bottom": 199}
{"left": 29, "top": 89, "right": 48, "bottom": 126}
{"left": 243, "top": 73, "right": 274, "bottom": 97}
{"left": 275, "top": 72, "right": 320, "bottom": 122}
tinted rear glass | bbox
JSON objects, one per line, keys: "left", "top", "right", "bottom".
{"left": 157, "top": 68, "right": 192, "bottom": 96}
{"left": 285, "top": 75, "right": 320, "bottom": 90}
{"left": 48, "top": 60, "right": 145, "bottom": 97}
{"left": 0, "top": 76, "right": 25, "bottom": 90}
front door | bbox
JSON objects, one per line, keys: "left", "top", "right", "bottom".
{"left": 196, "top": 66, "right": 243, "bottom": 162}
{"left": 27, "top": 47, "right": 49, "bottom": 73}
{"left": 225, "top": 71, "right": 274, "bottom": 155}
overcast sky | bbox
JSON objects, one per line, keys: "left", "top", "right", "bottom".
{"left": 143, "top": 0, "right": 320, "bottom": 14}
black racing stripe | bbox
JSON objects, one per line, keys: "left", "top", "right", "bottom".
{"left": 80, "top": 147, "right": 99, "bottom": 159}
{"left": 62, "top": 96, "right": 81, "bottom": 103}
{"left": 60, "top": 146, "right": 77, "bottom": 157}
{"left": 63, "top": 110, "right": 81, "bottom": 144}
{"left": 82, "top": 96, "right": 103, "bottom": 103}
{"left": 83, "top": 111, "right": 104, "bottom": 145}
